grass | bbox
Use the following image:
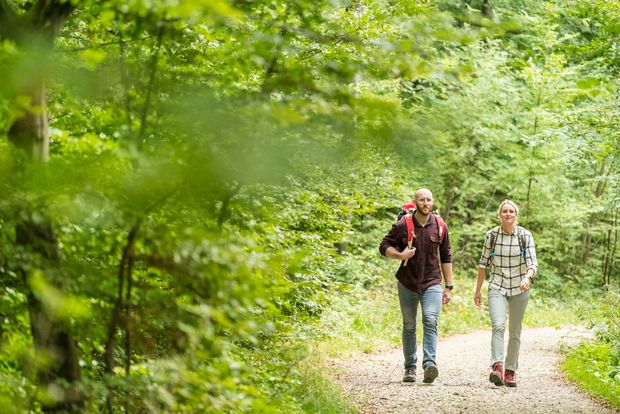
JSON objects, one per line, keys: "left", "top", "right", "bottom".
{"left": 318, "top": 282, "right": 401, "bottom": 357}
{"left": 561, "top": 341, "right": 620, "bottom": 409}
{"left": 295, "top": 349, "right": 359, "bottom": 414}
{"left": 560, "top": 290, "right": 620, "bottom": 410}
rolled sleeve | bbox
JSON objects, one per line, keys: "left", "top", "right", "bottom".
{"left": 439, "top": 229, "right": 452, "bottom": 263}
{"left": 379, "top": 223, "right": 403, "bottom": 256}
{"left": 524, "top": 232, "right": 539, "bottom": 275}
{"left": 479, "top": 231, "right": 493, "bottom": 269}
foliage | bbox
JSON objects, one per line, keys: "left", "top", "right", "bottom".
{"left": 561, "top": 290, "right": 620, "bottom": 409}
{"left": 0, "top": 0, "right": 618, "bottom": 412}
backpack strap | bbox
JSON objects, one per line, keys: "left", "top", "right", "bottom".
{"left": 434, "top": 214, "right": 446, "bottom": 243}
{"left": 517, "top": 227, "right": 527, "bottom": 258}
{"left": 489, "top": 226, "right": 500, "bottom": 258}
{"left": 402, "top": 213, "right": 446, "bottom": 243}
{"left": 400, "top": 213, "right": 416, "bottom": 267}
{"left": 401, "top": 212, "right": 446, "bottom": 244}
{"left": 403, "top": 213, "right": 415, "bottom": 243}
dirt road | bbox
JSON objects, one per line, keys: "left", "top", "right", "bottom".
{"left": 329, "top": 327, "right": 617, "bottom": 413}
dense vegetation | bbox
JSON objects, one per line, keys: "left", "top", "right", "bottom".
{"left": 561, "top": 291, "right": 620, "bottom": 409}
{"left": 0, "top": 0, "right": 617, "bottom": 412}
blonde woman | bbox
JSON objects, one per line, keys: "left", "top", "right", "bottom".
{"left": 474, "top": 200, "right": 538, "bottom": 387}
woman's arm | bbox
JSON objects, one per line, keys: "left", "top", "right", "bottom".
{"left": 524, "top": 231, "right": 539, "bottom": 279}
{"left": 475, "top": 231, "right": 491, "bottom": 307}
{"left": 474, "top": 266, "right": 486, "bottom": 307}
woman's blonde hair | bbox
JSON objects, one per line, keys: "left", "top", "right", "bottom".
{"left": 498, "top": 199, "right": 519, "bottom": 217}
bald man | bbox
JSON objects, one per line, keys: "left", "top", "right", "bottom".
{"left": 380, "top": 188, "right": 453, "bottom": 383}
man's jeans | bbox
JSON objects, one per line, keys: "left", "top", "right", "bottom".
{"left": 398, "top": 282, "right": 442, "bottom": 369}
{"left": 488, "top": 288, "right": 529, "bottom": 371}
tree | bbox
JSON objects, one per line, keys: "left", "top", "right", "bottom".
{"left": 0, "top": 1, "right": 81, "bottom": 409}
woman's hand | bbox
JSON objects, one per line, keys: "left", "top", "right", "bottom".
{"left": 520, "top": 277, "right": 531, "bottom": 292}
{"left": 474, "top": 291, "right": 482, "bottom": 307}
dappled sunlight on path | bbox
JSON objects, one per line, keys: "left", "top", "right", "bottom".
{"left": 329, "top": 327, "right": 616, "bottom": 413}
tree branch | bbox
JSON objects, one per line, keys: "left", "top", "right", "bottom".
{"left": 137, "top": 21, "right": 166, "bottom": 146}
{"left": 104, "top": 221, "right": 140, "bottom": 414}
{"left": 61, "top": 33, "right": 158, "bottom": 52}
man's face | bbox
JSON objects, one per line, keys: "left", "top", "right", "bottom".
{"left": 415, "top": 191, "right": 433, "bottom": 216}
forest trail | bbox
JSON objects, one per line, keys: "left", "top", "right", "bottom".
{"left": 329, "top": 326, "right": 617, "bottom": 414}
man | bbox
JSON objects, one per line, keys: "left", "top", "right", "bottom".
{"left": 379, "top": 188, "right": 453, "bottom": 383}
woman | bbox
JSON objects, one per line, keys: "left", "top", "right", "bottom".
{"left": 474, "top": 199, "right": 538, "bottom": 387}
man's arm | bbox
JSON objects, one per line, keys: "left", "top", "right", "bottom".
{"left": 439, "top": 225, "right": 453, "bottom": 304}
{"left": 441, "top": 262, "right": 452, "bottom": 286}
{"left": 380, "top": 222, "right": 404, "bottom": 256}
{"left": 385, "top": 246, "right": 416, "bottom": 261}
{"left": 441, "top": 262, "right": 452, "bottom": 305}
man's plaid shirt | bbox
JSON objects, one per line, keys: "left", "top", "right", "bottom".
{"left": 479, "top": 226, "right": 538, "bottom": 297}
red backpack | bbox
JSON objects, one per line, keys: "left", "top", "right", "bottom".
{"left": 398, "top": 201, "right": 447, "bottom": 245}
{"left": 397, "top": 201, "right": 447, "bottom": 266}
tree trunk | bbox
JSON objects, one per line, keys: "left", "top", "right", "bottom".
{"left": 602, "top": 208, "right": 618, "bottom": 289}
{"left": 9, "top": 81, "right": 50, "bottom": 161}
{"left": 481, "top": 0, "right": 498, "bottom": 22}
{"left": 442, "top": 187, "right": 456, "bottom": 223}
{"left": 3, "top": 0, "right": 80, "bottom": 409}
{"left": 9, "top": 92, "right": 83, "bottom": 408}
{"left": 15, "top": 216, "right": 82, "bottom": 411}
{"left": 578, "top": 162, "right": 608, "bottom": 265}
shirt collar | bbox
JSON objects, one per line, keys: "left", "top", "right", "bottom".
{"left": 500, "top": 226, "right": 518, "bottom": 235}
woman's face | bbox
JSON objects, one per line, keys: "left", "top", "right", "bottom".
{"left": 500, "top": 204, "right": 517, "bottom": 226}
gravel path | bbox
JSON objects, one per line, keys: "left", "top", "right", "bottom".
{"left": 329, "top": 326, "right": 617, "bottom": 413}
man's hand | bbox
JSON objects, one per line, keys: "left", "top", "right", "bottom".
{"left": 442, "top": 288, "right": 452, "bottom": 305}
{"left": 401, "top": 247, "right": 416, "bottom": 261}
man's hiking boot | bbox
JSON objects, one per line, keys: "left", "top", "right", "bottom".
{"left": 505, "top": 369, "right": 517, "bottom": 387}
{"left": 422, "top": 363, "right": 438, "bottom": 384}
{"left": 403, "top": 367, "right": 416, "bottom": 382}
{"left": 489, "top": 362, "right": 504, "bottom": 386}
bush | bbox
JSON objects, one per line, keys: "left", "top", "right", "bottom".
{"left": 561, "top": 290, "right": 620, "bottom": 409}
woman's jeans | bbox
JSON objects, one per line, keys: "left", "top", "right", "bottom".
{"left": 398, "top": 282, "right": 442, "bottom": 369}
{"left": 488, "top": 288, "right": 529, "bottom": 371}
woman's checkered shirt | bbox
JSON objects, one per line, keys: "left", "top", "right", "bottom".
{"left": 479, "top": 226, "right": 539, "bottom": 297}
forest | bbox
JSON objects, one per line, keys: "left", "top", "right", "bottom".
{"left": 0, "top": 0, "right": 618, "bottom": 412}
